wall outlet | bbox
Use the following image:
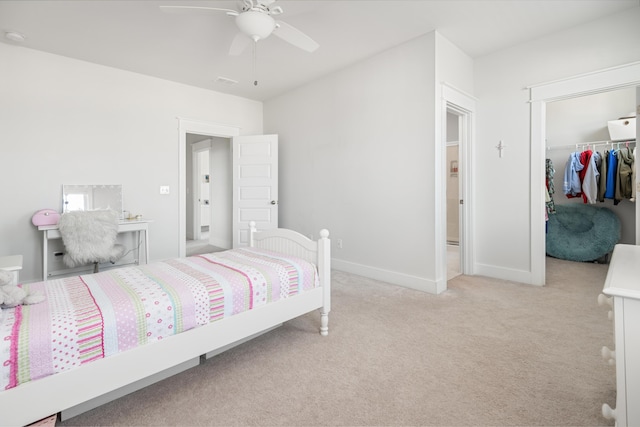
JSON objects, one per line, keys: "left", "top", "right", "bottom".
{"left": 160, "top": 185, "right": 170, "bottom": 195}
{"left": 337, "top": 239, "right": 343, "bottom": 249}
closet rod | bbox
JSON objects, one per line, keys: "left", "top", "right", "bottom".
{"left": 546, "top": 139, "right": 636, "bottom": 151}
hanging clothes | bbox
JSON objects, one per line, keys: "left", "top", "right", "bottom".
{"left": 598, "top": 150, "right": 608, "bottom": 202}
{"left": 546, "top": 158, "right": 556, "bottom": 215}
{"left": 563, "top": 151, "right": 584, "bottom": 198}
{"left": 577, "top": 150, "right": 593, "bottom": 203}
{"left": 615, "top": 147, "right": 634, "bottom": 204}
{"left": 604, "top": 149, "right": 618, "bottom": 200}
{"left": 632, "top": 147, "right": 637, "bottom": 202}
{"left": 582, "top": 151, "right": 601, "bottom": 204}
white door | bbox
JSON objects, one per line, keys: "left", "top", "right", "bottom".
{"left": 232, "top": 134, "right": 278, "bottom": 247}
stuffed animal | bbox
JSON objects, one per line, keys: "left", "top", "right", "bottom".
{"left": 0, "top": 270, "right": 45, "bottom": 308}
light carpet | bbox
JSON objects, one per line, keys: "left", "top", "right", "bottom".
{"left": 59, "top": 256, "right": 615, "bottom": 426}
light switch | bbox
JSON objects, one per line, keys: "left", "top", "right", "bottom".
{"left": 160, "top": 186, "right": 170, "bottom": 195}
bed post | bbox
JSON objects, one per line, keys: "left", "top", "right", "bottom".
{"left": 318, "top": 229, "right": 331, "bottom": 336}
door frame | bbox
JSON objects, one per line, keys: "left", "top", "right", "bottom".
{"left": 178, "top": 118, "right": 240, "bottom": 257}
{"left": 529, "top": 61, "right": 640, "bottom": 285}
{"left": 440, "top": 83, "right": 476, "bottom": 284}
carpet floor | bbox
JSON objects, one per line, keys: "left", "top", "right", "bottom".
{"left": 58, "top": 256, "right": 615, "bottom": 426}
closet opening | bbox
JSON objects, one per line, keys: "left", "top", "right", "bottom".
{"left": 529, "top": 62, "right": 640, "bottom": 285}
{"left": 545, "top": 89, "right": 636, "bottom": 272}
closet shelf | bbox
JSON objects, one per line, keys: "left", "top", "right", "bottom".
{"left": 547, "top": 139, "right": 636, "bottom": 151}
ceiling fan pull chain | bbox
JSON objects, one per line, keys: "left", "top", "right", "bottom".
{"left": 253, "top": 41, "right": 258, "bottom": 86}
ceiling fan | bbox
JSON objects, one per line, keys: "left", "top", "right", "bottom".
{"left": 160, "top": 0, "right": 319, "bottom": 56}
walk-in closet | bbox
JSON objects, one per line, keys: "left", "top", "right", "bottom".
{"left": 545, "top": 87, "right": 637, "bottom": 263}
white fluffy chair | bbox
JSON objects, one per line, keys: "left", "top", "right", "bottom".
{"left": 58, "top": 209, "right": 126, "bottom": 273}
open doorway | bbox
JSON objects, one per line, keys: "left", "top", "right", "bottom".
{"left": 441, "top": 83, "right": 476, "bottom": 286}
{"left": 185, "top": 133, "right": 233, "bottom": 257}
{"left": 446, "top": 111, "right": 462, "bottom": 280}
{"left": 178, "top": 119, "right": 240, "bottom": 258}
{"left": 544, "top": 88, "right": 637, "bottom": 272}
{"left": 529, "top": 61, "right": 640, "bottom": 285}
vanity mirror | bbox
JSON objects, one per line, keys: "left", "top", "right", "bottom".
{"left": 62, "top": 184, "right": 123, "bottom": 218}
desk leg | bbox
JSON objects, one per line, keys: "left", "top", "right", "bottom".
{"left": 42, "top": 232, "right": 48, "bottom": 281}
{"left": 135, "top": 231, "right": 140, "bottom": 265}
{"left": 144, "top": 229, "right": 149, "bottom": 264}
{"left": 134, "top": 229, "right": 149, "bottom": 265}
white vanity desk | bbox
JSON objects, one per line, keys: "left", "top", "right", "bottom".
{"left": 38, "top": 219, "right": 151, "bottom": 281}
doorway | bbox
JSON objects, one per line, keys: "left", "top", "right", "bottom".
{"left": 529, "top": 61, "right": 640, "bottom": 285}
{"left": 441, "top": 83, "right": 476, "bottom": 285}
{"left": 185, "top": 134, "right": 233, "bottom": 256}
{"left": 544, "top": 88, "right": 637, "bottom": 263}
{"left": 178, "top": 119, "right": 240, "bottom": 258}
{"left": 446, "top": 111, "right": 462, "bottom": 279}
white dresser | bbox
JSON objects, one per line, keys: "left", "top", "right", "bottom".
{"left": 601, "top": 244, "right": 640, "bottom": 426}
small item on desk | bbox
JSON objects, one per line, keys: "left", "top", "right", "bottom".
{"left": 123, "top": 211, "right": 142, "bottom": 221}
{"left": 31, "top": 209, "right": 60, "bottom": 226}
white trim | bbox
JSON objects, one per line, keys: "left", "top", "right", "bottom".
{"left": 530, "top": 100, "right": 546, "bottom": 286}
{"left": 474, "top": 263, "right": 538, "bottom": 285}
{"left": 441, "top": 81, "right": 478, "bottom": 102}
{"left": 527, "top": 61, "right": 640, "bottom": 90}
{"left": 178, "top": 118, "right": 240, "bottom": 257}
{"left": 529, "top": 61, "right": 640, "bottom": 102}
{"left": 529, "top": 62, "right": 640, "bottom": 285}
{"left": 332, "top": 258, "right": 444, "bottom": 294}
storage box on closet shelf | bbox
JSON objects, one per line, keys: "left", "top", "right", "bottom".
{"left": 608, "top": 112, "right": 636, "bottom": 142}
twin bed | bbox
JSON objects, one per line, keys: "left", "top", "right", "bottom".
{"left": 1, "top": 223, "right": 331, "bottom": 426}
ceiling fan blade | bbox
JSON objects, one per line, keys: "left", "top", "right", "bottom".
{"left": 159, "top": 5, "right": 239, "bottom": 16}
{"left": 229, "top": 32, "right": 252, "bottom": 56}
{"left": 273, "top": 20, "right": 319, "bottom": 52}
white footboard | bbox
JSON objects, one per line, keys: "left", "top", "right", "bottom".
{"left": 249, "top": 221, "right": 331, "bottom": 336}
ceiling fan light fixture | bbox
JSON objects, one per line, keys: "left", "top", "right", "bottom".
{"left": 235, "top": 11, "right": 275, "bottom": 41}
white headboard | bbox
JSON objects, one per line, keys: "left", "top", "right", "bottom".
{"left": 248, "top": 222, "right": 328, "bottom": 264}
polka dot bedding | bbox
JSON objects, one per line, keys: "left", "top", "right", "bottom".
{"left": 0, "top": 247, "right": 318, "bottom": 391}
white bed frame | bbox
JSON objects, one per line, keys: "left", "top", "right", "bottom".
{"left": 1, "top": 223, "right": 330, "bottom": 427}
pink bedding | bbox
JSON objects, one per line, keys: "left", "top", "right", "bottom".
{"left": 0, "top": 248, "right": 318, "bottom": 391}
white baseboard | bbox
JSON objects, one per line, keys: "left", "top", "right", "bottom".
{"left": 474, "top": 263, "right": 539, "bottom": 286}
{"left": 332, "top": 258, "right": 445, "bottom": 295}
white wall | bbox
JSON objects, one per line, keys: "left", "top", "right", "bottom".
{"left": 0, "top": 43, "right": 263, "bottom": 282}
{"left": 474, "top": 6, "right": 640, "bottom": 282}
{"left": 264, "top": 31, "right": 473, "bottom": 293}
{"left": 546, "top": 88, "right": 636, "bottom": 244}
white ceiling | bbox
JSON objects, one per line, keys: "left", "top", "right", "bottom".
{"left": 1, "top": 0, "right": 638, "bottom": 101}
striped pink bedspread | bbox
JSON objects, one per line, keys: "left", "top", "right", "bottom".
{"left": 0, "top": 248, "right": 318, "bottom": 391}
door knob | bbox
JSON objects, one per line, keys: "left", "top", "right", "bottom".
{"left": 270, "top": 200, "right": 278, "bottom": 205}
